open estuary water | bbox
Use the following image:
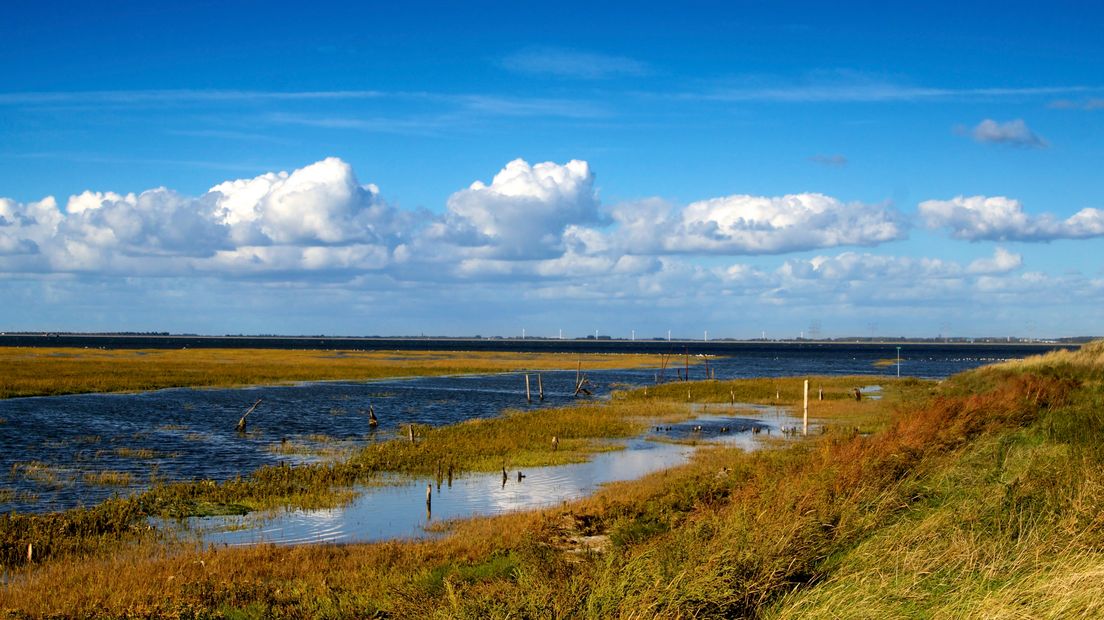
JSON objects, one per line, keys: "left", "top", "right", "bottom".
{"left": 0, "top": 343, "right": 1066, "bottom": 517}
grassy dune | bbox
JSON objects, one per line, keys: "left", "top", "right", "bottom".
{"left": 4, "top": 343, "right": 1102, "bottom": 618}
{"left": 0, "top": 347, "right": 669, "bottom": 399}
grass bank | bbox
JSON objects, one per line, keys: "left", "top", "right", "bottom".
{"left": 0, "top": 347, "right": 668, "bottom": 399}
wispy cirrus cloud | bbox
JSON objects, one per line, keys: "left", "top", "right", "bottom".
{"left": 1049, "top": 98, "right": 1104, "bottom": 110}
{"left": 451, "top": 94, "right": 609, "bottom": 118}
{"left": 263, "top": 112, "right": 454, "bottom": 136}
{"left": 673, "top": 71, "right": 1095, "bottom": 103}
{"left": 501, "top": 47, "right": 649, "bottom": 79}
{"left": 0, "top": 89, "right": 389, "bottom": 106}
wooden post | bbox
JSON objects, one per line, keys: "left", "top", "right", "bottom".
{"left": 447, "top": 464, "right": 454, "bottom": 487}
{"left": 730, "top": 389, "right": 735, "bottom": 405}
{"left": 426, "top": 483, "right": 432, "bottom": 505}
{"left": 803, "top": 379, "right": 809, "bottom": 436}
{"left": 818, "top": 387, "right": 823, "bottom": 401}
{"left": 26, "top": 542, "right": 32, "bottom": 563}
{"left": 537, "top": 373, "right": 544, "bottom": 401}
{"left": 408, "top": 425, "right": 415, "bottom": 444}
{"left": 525, "top": 374, "right": 532, "bottom": 403}
{"left": 236, "top": 398, "right": 262, "bottom": 434}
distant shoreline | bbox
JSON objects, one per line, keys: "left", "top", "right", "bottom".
{"left": 0, "top": 333, "right": 1081, "bottom": 353}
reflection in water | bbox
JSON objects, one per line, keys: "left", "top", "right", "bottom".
{"left": 192, "top": 440, "right": 695, "bottom": 546}
{"left": 188, "top": 408, "right": 799, "bottom": 547}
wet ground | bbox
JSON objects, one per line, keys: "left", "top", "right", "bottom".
{"left": 2, "top": 349, "right": 1009, "bottom": 513}
{"left": 182, "top": 405, "right": 792, "bottom": 546}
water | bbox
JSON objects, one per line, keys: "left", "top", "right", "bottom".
{"left": 184, "top": 409, "right": 787, "bottom": 546}
{"left": 0, "top": 344, "right": 1051, "bottom": 514}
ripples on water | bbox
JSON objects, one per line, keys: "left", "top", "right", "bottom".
{"left": 1, "top": 347, "right": 1025, "bottom": 514}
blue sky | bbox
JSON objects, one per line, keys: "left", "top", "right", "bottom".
{"left": 1, "top": 1, "right": 1102, "bottom": 338}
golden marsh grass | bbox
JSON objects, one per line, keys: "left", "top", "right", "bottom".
{"left": 0, "top": 347, "right": 669, "bottom": 399}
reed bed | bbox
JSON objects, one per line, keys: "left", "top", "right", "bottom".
{"left": 0, "top": 347, "right": 668, "bottom": 399}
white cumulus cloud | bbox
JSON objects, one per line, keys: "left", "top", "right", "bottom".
{"left": 919, "top": 195, "right": 1104, "bottom": 241}
{"left": 967, "top": 247, "right": 1022, "bottom": 274}
{"left": 611, "top": 193, "right": 905, "bottom": 255}
{"left": 208, "top": 157, "right": 404, "bottom": 246}
{"left": 0, "top": 158, "right": 412, "bottom": 275}
{"left": 430, "top": 158, "right": 601, "bottom": 260}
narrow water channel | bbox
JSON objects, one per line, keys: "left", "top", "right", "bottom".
{"left": 179, "top": 405, "right": 799, "bottom": 546}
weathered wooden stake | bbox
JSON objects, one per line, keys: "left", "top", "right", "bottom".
{"left": 525, "top": 374, "right": 532, "bottom": 403}
{"left": 538, "top": 373, "right": 544, "bottom": 401}
{"left": 236, "top": 398, "right": 262, "bottom": 434}
{"left": 408, "top": 425, "right": 415, "bottom": 444}
{"left": 818, "top": 387, "right": 823, "bottom": 401}
{"left": 447, "top": 464, "right": 454, "bottom": 487}
{"left": 730, "top": 389, "right": 735, "bottom": 405}
{"left": 687, "top": 387, "right": 692, "bottom": 401}
{"left": 26, "top": 542, "right": 33, "bottom": 563}
{"left": 426, "top": 484, "right": 432, "bottom": 511}
{"left": 803, "top": 379, "right": 809, "bottom": 436}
